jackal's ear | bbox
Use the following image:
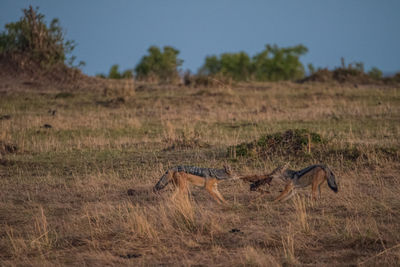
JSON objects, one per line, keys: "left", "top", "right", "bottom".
{"left": 223, "top": 164, "right": 232, "bottom": 174}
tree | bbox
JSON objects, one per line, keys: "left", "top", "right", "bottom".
{"left": 307, "top": 63, "right": 315, "bottom": 75}
{"left": 96, "top": 64, "right": 134, "bottom": 79}
{"left": 252, "top": 44, "right": 308, "bottom": 81}
{"left": 0, "top": 6, "right": 82, "bottom": 68}
{"left": 108, "top": 64, "right": 121, "bottom": 79}
{"left": 198, "top": 55, "right": 221, "bottom": 75}
{"left": 220, "top": 52, "right": 252, "bottom": 81}
{"left": 135, "top": 45, "right": 183, "bottom": 83}
{"left": 198, "top": 44, "right": 308, "bottom": 82}
{"left": 368, "top": 67, "right": 383, "bottom": 80}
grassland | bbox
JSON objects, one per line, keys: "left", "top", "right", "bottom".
{"left": 0, "top": 81, "right": 399, "bottom": 266}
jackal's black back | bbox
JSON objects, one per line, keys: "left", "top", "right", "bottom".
{"left": 174, "top": 166, "right": 231, "bottom": 180}
{"left": 296, "top": 164, "right": 338, "bottom": 192}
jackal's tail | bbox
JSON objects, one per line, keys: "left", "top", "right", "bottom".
{"left": 153, "top": 172, "right": 170, "bottom": 192}
{"left": 324, "top": 166, "right": 338, "bottom": 193}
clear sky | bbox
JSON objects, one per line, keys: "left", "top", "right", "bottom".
{"left": 1, "top": 0, "right": 400, "bottom": 76}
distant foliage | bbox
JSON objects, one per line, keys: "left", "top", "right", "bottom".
{"left": 302, "top": 59, "right": 388, "bottom": 84}
{"left": 307, "top": 63, "right": 316, "bottom": 75}
{"left": 368, "top": 67, "right": 383, "bottom": 80}
{"left": 199, "top": 44, "right": 308, "bottom": 81}
{"left": 108, "top": 65, "right": 122, "bottom": 79}
{"left": 252, "top": 44, "right": 308, "bottom": 81}
{"left": 0, "top": 6, "right": 82, "bottom": 68}
{"left": 200, "top": 52, "right": 252, "bottom": 81}
{"left": 96, "top": 64, "right": 133, "bottom": 79}
{"left": 135, "top": 46, "right": 183, "bottom": 83}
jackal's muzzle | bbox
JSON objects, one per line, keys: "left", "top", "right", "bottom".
{"left": 153, "top": 174, "right": 169, "bottom": 192}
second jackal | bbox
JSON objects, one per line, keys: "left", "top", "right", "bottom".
{"left": 251, "top": 164, "right": 338, "bottom": 202}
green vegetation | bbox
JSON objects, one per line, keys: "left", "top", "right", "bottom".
{"left": 199, "top": 44, "right": 308, "bottom": 81}
{"left": 135, "top": 45, "right": 183, "bottom": 83}
{"left": 252, "top": 44, "right": 308, "bottom": 81}
{"left": 96, "top": 64, "right": 133, "bottom": 79}
{"left": 0, "top": 6, "right": 82, "bottom": 68}
{"left": 303, "top": 59, "right": 390, "bottom": 84}
{"left": 368, "top": 67, "right": 383, "bottom": 80}
{"left": 200, "top": 52, "right": 252, "bottom": 81}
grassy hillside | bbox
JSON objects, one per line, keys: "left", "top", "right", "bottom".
{"left": 0, "top": 81, "right": 399, "bottom": 265}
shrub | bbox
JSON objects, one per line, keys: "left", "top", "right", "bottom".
{"left": 200, "top": 52, "right": 252, "bottom": 81}
{"left": 0, "top": 6, "right": 82, "bottom": 68}
{"left": 252, "top": 44, "right": 308, "bottom": 81}
{"left": 108, "top": 64, "right": 122, "bottom": 79}
{"left": 301, "top": 59, "right": 381, "bottom": 84}
{"left": 199, "top": 44, "right": 308, "bottom": 82}
{"left": 96, "top": 64, "right": 134, "bottom": 79}
{"left": 198, "top": 55, "right": 221, "bottom": 76}
{"left": 135, "top": 46, "right": 183, "bottom": 83}
{"left": 368, "top": 67, "right": 383, "bottom": 80}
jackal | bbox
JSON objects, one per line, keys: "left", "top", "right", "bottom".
{"left": 153, "top": 165, "right": 237, "bottom": 204}
{"left": 251, "top": 164, "right": 338, "bottom": 202}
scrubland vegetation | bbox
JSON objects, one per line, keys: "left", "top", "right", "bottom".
{"left": 1, "top": 6, "right": 400, "bottom": 266}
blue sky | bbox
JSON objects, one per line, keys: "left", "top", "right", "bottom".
{"left": 1, "top": 0, "right": 400, "bottom": 76}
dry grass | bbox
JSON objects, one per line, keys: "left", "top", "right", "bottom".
{"left": 0, "top": 81, "right": 399, "bottom": 265}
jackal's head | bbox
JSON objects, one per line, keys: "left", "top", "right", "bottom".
{"left": 269, "top": 163, "right": 289, "bottom": 178}
{"left": 153, "top": 172, "right": 170, "bottom": 192}
{"left": 223, "top": 164, "right": 233, "bottom": 175}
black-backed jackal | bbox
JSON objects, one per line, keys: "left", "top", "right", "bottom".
{"left": 153, "top": 165, "right": 236, "bottom": 204}
{"left": 251, "top": 164, "right": 338, "bottom": 202}
{"left": 153, "top": 165, "right": 271, "bottom": 204}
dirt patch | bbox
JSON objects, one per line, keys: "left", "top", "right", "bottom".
{"left": 96, "top": 97, "right": 125, "bottom": 108}
{"left": 184, "top": 73, "right": 232, "bottom": 88}
{"left": 0, "top": 141, "right": 18, "bottom": 154}
{"left": 163, "top": 138, "right": 210, "bottom": 151}
{"left": 55, "top": 92, "right": 74, "bottom": 99}
{"left": 0, "top": 115, "right": 11, "bottom": 120}
{"left": 0, "top": 54, "right": 111, "bottom": 92}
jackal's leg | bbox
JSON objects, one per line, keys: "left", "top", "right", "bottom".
{"left": 311, "top": 169, "right": 327, "bottom": 200}
{"left": 312, "top": 175, "right": 325, "bottom": 200}
{"left": 311, "top": 180, "right": 319, "bottom": 200}
{"left": 212, "top": 183, "right": 227, "bottom": 204}
{"left": 280, "top": 188, "right": 296, "bottom": 202}
{"left": 171, "top": 172, "right": 189, "bottom": 200}
{"left": 318, "top": 184, "right": 322, "bottom": 198}
{"left": 205, "top": 180, "right": 224, "bottom": 204}
{"left": 274, "top": 182, "right": 294, "bottom": 202}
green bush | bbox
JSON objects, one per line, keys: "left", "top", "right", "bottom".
{"left": 0, "top": 6, "right": 81, "bottom": 68}
{"left": 199, "top": 44, "right": 308, "bottom": 82}
{"left": 135, "top": 46, "right": 183, "bottom": 83}
{"left": 96, "top": 64, "right": 133, "bottom": 79}
{"left": 200, "top": 52, "right": 252, "bottom": 81}
{"left": 368, "top": 67, "right": 383, "bottom": 80}
{"left": 108, "top": 64, "right": 122, "bottom": 79}
{"left": 252, "top": 44, "right": 308, "bottom": 81}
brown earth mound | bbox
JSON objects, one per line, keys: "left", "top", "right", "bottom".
{"left": 228, "top": 129, "right": 324, "bottom": 158}
{"left": 0, "top": 141, "right": 18, "bottom": 154}
{"left": 0, "top": 54, "right": 107, "bottom": 92}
